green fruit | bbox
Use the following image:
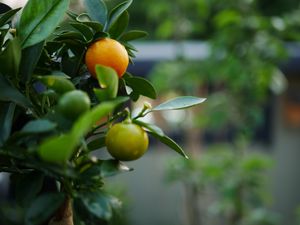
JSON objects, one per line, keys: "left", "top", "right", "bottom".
{"left": 57, "top": 90, "right": 90, "bottom": 120}
{"left": 105, "top": 121, "right": 149, "bottom": 161}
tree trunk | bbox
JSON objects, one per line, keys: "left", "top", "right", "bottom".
{"left": 49, "top": 197, "right": 74, "bottom": 225}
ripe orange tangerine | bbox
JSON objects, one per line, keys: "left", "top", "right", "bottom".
{"left": 85, "top": 38, "right": 129, "bottom": 78}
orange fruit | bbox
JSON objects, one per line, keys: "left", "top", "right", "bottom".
{"left": 85, "top": 38, "right": 129, "bottom": 78}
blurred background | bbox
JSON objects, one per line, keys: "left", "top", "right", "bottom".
{"left": 1, "top": 0, "right": 300, "bottom": 224}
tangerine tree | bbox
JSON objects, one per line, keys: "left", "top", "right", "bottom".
{"left": 0, "top": 0, "right": 205, "bottom": 225}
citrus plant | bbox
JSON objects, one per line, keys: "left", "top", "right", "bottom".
{"left": 0, "top": 0, "right": 206, "bottom": 225}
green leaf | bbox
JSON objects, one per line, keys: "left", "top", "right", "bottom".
{"left": 82, "top": 21, "right": 103, "bottom": 33}
{"left": 70, "top": 22, "right": 94, "bottom": 43}
{"left": 152, "top": 96, "right": 206, "bottom": 111}
{"left": 0, "top": 102, "right": 16, "bottom": 146}
{"left": 55, "top": 31, "right": 85, "bottom": 42}
{"left": 15, "top": 172, "right": 44, "bottom": 207}
{"left": 94, "top": 65, "right": 119, "bottom": 101}
{"left": 106, "top": 0, "right": 132, "bottom": 31}
{"left": 37, "top": 75, "right": 75, "bottom": 95}
{"left": 120, "top": 30, "right": 148, "bottom": 41}
{"left": 19, "top": 41, "right": 44, "bottom": 82}
{"left": 0, "top": 74, "right": 32, "bottom": 108}
{"left": 109, "top": 10, "right": 129, "bottom": 39}
{"left": 80, "top": 160, "right": 131, "bottom": 178}
{"left": 21, "top": 119, "right": 57, "bottom": 133}
{"left": 87, "top": 135, "right": 106, "bottom": 151}
{"left": 0, "top": 38, "right": 21, "bottom": 78}
{"left": 0, "top": 7, "right": 21, "bottom": 27}
{"left": 18, "top": 0, "right": 70, "bottom": 48}
{"left": 25, "top": 193, "right": 65, "bottom": 225}
{"left": 99, "top": 160, "right": 132, "bottom": 177}
{"left": 66, "top": 10, "right": 78, "bottom": 20}
{"left": 124, "top": 76, "right": 157, "bottom": 99}
{"left": 148, "top": 131, "right": 188, "bottom": 159}
{"left": 38, "top": 134, "right": 75, "bottom": 164}
{"left": 84, "top": 0, "right": 107, "bottom": 26}
{"left": 133, "top": 120, "right": 164, "bottom": 136}
{"left": 79, "top": 191, "right": 121, "bottom": 221}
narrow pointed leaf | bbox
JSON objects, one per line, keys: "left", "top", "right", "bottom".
{"left": 120, "top": 30, "right": 148, "bottom": 41}
{"left": 152, "top": 96, "right": 206, "bottom": 111}
{"left": 133, "top": 120, "right": 164, "bottom": 136}
{"left": 106, "top": 0, "right": 132, "bottom": 30}
{"left": 19, "top": 41, "right": 44, "bottom": 82}
{"left": 0, "top": 7, "right": 21, "bottom": 27}
{"left": 0, "top": 38, "right": 21, "bottom": 77}
{"left": 0, "top": 74, "right": 32, "bottom": 108}
{"left": 18, "top": 0, "right": 70, "bottom": 48}
{"left": 148, "top": 131, "right": 188, "bottom": 159}
{"left": 0, "top": 102, "right": 16, "bottom": 145}
{"left": 70, "top": 22, "right": 94, "bottom": 43}
{"left": 87, "top": 135, "right": 106, "bottom": 151}
{"left": 109, "top": 10, "right": 129, "bottom": 39}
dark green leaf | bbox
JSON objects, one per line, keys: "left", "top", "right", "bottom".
{"left": 87, "top": 135, "right": 106, "bottom": 151}
{"left": 109, "top": 11, "right": 129, "bottom": 39}
{"left": 82, "top": 21, "right": 103, "bottom": 33}
{"left": 55, "top": 31, "right": 86, "bottom": 42}
{"left": 133, "top": 120, "right": 164, "bottom": 136}
{"left": 124, "top": 76, "right": 157, "bottom": 99}
{"left": 120, "top": 30, "right": 148, "bottom": 41}
{"left": 79, "top": 191, "right": 121, "bottom": 220}
{"left": 21, "top": 119, "right": 57, "bottom": 133}
{"left": 18, "top": 0, "right": 70, "bottom": 48}
{"left": 15, "top": 172, "right": 44, "bottom": 207}
{"left": 0, "top": 7, "right": 21, "bottom": 27}
{"left": 66, "top": 10, "right": 78, "bottom": 20}
{"left": 0, "top": 38, "right": 21, "bottom": 78}
{"left": 0, "top": 74, "right": 32, "bottom": 108}
{"left": 0, "top": 102, "right": 16, "bottom": 145}
{"left": 152, "top": 96, "right": 206, "bottom": 111}
{"left": 25, "top": 193, "right": 65, "bottom": 225}
{"left": 70, "top": 22, "right": 94, "bottom": 43}
{"left": 148, "top": 131, "right": 188, "bottom": 159}
{"left": 84, "top": 0, "right": 107, "bottom": 26}
{"left": 19, "top": 41, "right": 44, "bottom": 82}
{"left": 100, "top": 160, "right": 131, "bottom": 177}
{"left": 123, "top": 42, "right": 138, "bottom": 52}
{"left": 106, "top": 0, "right": 132, "bottom": 31}
{"left": 80, "top": 160, "right": 131, "bottom": 178}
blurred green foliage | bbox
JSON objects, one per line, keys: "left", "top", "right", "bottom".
{"left": 166, "top": 145, "right": 279, "bottom": 225}
{"left": 138, "top": 0, "right": 299, "bottom": 224}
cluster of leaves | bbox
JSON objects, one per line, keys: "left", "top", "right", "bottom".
{"left": 0, "top": 0, "right": 205, "bottom": 224}
{"left": 166, "top": 146, "right": 279, "bottom": 225}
